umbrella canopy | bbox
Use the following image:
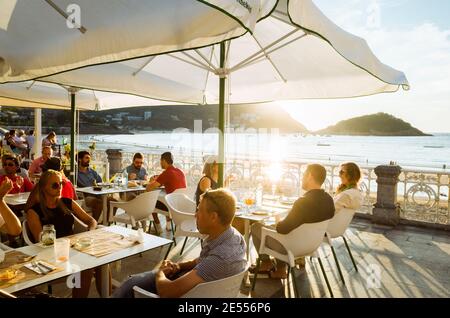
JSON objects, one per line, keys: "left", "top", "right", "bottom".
{"left": 0, "top": 0, "right": 274, "bottom": 83}
{"left": 0, "top": 81, "right": 185, "bottom": 110}
{"left": 35, "top": 0, "right": 409, "bottom": 105}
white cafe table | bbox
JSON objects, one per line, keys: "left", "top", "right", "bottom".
{"left": 3, "top": 192, "right": 30, "bottom": 206}
{"left": 3, "top": 225, "right": 172, "bottom": 297}
{"left": 234, "top": 202, "right": 290, "bottom": 262}
{"left": 76, "top": 186, "right": 147, "bottom": 225}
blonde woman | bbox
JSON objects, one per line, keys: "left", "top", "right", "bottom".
{"left": 195, "top": 156, "right": 220, "bottom": 206}
{"left": 334, "top": 162, "right": 363, "bottom": 212}
{"left": 26, "top": 170, "right": 109, "bottom": 297}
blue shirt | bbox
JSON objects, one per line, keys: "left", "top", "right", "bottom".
{"left": 126, "top": 165, "right": 148, "bottom": 180}
{"left": 195, "top": 227, "right": 247, "bottom": 282}
{"left": 77, "top": 168, "right": 102, "bottom": 187}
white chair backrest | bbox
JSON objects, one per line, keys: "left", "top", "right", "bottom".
{"left": 278, "top": 220, "right": 330, "bottom": 257}
{"left": 124, "top": 190, "right": 160, "bottom": 220}
{"left": 327, "top": 208, "right": 356, "bottom": 238}
{"left": 166, "top": 193, "right": 197, "bottom": 215}
{"left": 22, "top": 219, "right": 35, "bottom": 245}
{"left": 181, "top": 268, "right": 247, "bottom": 298}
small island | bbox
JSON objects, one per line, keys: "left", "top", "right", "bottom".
{"left": 315, "top": 113, "right": 431, "bottom": 136}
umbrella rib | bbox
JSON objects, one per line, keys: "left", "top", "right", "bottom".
{"left": 251, "top": 34, "right": 287, "bottom": 83}
{"left": 241, "top": 33, "right": 308, "bottom": 71}
{"left": 44, "top": 0, "right": 87, "bottom": 34}
{"left": 201, "top": 47, "right": 215, "bottom": 100}
{"left": 132, "top": 56, "right": 156, "bottom": 76}
{"left": 194, "top": 49, "right": 218, "bottom": 70}
{"left": 225, "top": 41, "right": 231, "bottom": 69}
{"left": 229, "top": 28, "right": 301, "bottom": 73}
{"left": 175, "top": 52, "right": 216, "bottom": 72}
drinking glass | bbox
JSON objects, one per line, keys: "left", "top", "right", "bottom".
{"left": 54, "top": 238, "right": 70, "bottom": 262}
{"left": 243, "top": 191, "right": 255, "bottom": 214}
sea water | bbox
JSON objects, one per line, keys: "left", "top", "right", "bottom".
{"left": 75, "top": 133, "right": 450, "bottom": 170}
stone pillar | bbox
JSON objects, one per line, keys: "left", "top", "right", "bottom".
{"left": 106, "top": 149, "right": 122, "bottom": 177}
{"left": 373, "top": 165, "right": 402, "bottom": 226}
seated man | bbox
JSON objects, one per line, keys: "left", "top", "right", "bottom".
{"left": 0, "top": 155, "right": 34, "bottom": 194}
{"left": 112, "top": 188, "right": 247, "bottom": 298}
{"left": 121, "top": 152, "right": 148, "bottom": 201}
{"left": 76, "top": 151, "right": 104, "bottom": 221}
{"left": 126, "top": 152, "right": 148, "bottom": 182}
{"left": 251, "top": 164, "right": 335, "bottom": 278}
{"left": 0, "top": 155, "right": 29, "bottom": 179}
{"left": 146, "top": 152, "right": 186, "bottom": 233}
{"left": 28, "top": 146, "right": 52, "bottom": 179}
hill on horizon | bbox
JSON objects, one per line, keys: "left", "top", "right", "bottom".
{"left": 315, "top": 112, "right": 430, "bottom": 136}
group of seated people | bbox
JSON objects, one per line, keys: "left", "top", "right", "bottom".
{"left": 1, "top": 129, "right": 58, "bottom": 160}
{"left": 1, "top": 143, "right": 362, "bottom": 297}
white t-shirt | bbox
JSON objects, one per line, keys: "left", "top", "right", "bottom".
{"left": 334, "top": 188, "right": 362, "bottom": 212}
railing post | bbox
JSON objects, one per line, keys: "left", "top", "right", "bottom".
{"left": 106, "top": 149, "right": 123, "bottom": 178}
{"left": 373, "top": 165, "right": 402, "bottom": 226}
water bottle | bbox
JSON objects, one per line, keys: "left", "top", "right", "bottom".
{"left": 122, "top": 169, "right": 128, "bottom": 189}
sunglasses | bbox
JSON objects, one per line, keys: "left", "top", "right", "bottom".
{"left": 4, "top": 162, "right": 16, "bottom": 167}
{"left": 50, "top": 181, "right": 65, "bottom": 189}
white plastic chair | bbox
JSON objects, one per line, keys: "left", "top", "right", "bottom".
{"left": 22, "top": 216, "right": 89, "bottom": 246}
{"left": 110, "top": 190, "right": 160, "bottom": 229}
{"left": 252, "top": 219, "right": 333, "bottom": 298}
{"left": 164, "top": 193, "right": 205, "bottom": 258}
{"left": 22, "top": 219, "right": 35, "bottom": 245}
{"left": 323, "top": 208, "right": 358, "bottom": 285}
{"left": 75, "top": 197, "right": 93, "bottom": 216}
{"left": 133, "top": 267, "right": 248, "bottom": 298}
{"left": 153, "top": 188, "right": 188, "bottom": 238}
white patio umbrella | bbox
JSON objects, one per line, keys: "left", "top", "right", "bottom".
{"left": 0, "top": 0, "right": 274, "bottom": 83}
{"left": 34, "top": 0, "right": 409, "bottom": 185}
{"left": 0, "top": 81, "right": 186, "bottom": 179}
{"left": 0, "top": 81, "right": 184, "bottom": 110}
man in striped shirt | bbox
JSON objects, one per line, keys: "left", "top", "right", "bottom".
{"left": 112, "top": 188, "right": 247, "bottom": 298}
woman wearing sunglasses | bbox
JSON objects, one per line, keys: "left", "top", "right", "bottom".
{"left": 334, "top": 162, "right": 363, "bottom": 213}
{"left": 25, "top": 157, "right": 78, "bottom": 213}
{"left": 26, "top": 170, "right": 108, "bottom": 297}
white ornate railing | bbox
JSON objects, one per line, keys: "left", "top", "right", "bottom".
{"left": 89, "top": 149, "right": 449, "bottom": 225}
{"left": 399, "top": 169, "right": 450, "bottom": 225}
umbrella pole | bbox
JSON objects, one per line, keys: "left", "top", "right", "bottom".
{"left": 69, "top": 89, "right": 76, "bottom": 184}
{"left": 218, "top": 41, "right": 226, "bottom": 187}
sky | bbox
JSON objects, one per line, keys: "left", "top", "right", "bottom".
{"left": 281, "top": 0, "right": 450, "bottom": 133}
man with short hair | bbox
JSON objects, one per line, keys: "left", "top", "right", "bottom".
{"left": 76, "top": 151, "right": 103, "bottom": 221}
{"left": 112, "top": 188, "right": 247, "bottom": 298}
{"left": 28, "top": 146, "right": 52, "bottom": 179}
{"left": 126, "top": 153, "right": 148, "bottom": 181}
{"left": 251, "top": 164, "right": 335, "bottom": 278}
{"left": 0, "top": 155, "right": 33, "bottom": 194}
{"left": 146, "top": 152, "right": 187, "bottom": 233}
{"left": 0, "top": 154, "right": 29, "bottom": 179}
{"left": 76, "top": 151, "right": 102, "bottom": 188}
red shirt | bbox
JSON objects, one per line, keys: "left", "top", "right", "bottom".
{"left": 61, "top": 176, "right": 76, "bottom": 200}
{"left": 156, "top": 166, "right": 186, "bottom": 194}
{"left": 0, "top": 175, "right": 34, "bottom": 194}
